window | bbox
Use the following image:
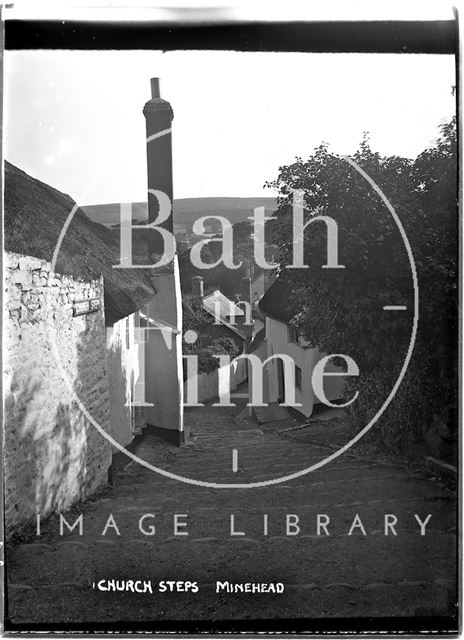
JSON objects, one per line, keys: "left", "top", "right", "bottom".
{"left": 288, "top": 325, "right": 300, "bottom": 344}
{"left": 295, "top": 365, "right": 302, "bottom": 390}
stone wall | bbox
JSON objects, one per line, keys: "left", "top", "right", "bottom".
{"left": 4, "top": 252, "right": 112, "bottom": 538}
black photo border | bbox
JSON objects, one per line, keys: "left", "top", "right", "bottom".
{"left": 2, "top": 10, "right": 460, "bottom": 637}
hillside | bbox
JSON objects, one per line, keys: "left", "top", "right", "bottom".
{"left": 81, "top": 197, "right": 277, "bottom": 229}
{"left": 4, "top": 162, "right": 158, "bottom": 326}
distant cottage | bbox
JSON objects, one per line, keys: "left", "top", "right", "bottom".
{"left": 258, "top": 273, "right": 345, "bottom": 417}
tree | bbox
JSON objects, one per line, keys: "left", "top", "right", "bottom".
{"left": 182, "top": 294, "right": 242, "bottom": 376}
{"left": 266, "top": 119, "right": 457, "bottom": 451}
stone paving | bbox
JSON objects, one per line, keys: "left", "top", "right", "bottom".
{"left": 5, "top": 402, "right": 458, "bottom": 629}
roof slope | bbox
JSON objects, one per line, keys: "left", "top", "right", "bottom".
{"left": 258, "top": 272, "right": 302, "bottom": 324}
{"left": 4, "top": 161, "right": 158, "bottom": 325}
{"left": 202, "top": 290, "right": 244, "bottom": 320}
{"left": 248, "top": 327, "right": 265, "bottom": 353}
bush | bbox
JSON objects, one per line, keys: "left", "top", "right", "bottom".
{"left": 267, "top": 119, "right": 457, "bottom": 458}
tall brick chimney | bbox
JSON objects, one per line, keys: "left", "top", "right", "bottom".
{"left": 143, "top": 78, "right": 174, "bottom": 259}
{"left": 142, "top": 77, "right": 184, "bottom": 445}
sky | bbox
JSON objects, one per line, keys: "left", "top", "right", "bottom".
{"left": 5, "top": 50, "right": 456, "bottom": 206}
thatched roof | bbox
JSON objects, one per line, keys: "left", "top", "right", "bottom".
{"left": 4, "top": 161, "right": 163, "bottom": 325}
{"left": 258, "top": 271, "right": 300, "bottom": 325}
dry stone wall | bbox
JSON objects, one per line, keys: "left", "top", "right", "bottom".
{"left": 4, "top": 252, "right": 112, "bottom": 538}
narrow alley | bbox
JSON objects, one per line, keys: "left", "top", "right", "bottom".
{"left": 6, "top": 402, "right": 457, "bottom": 629}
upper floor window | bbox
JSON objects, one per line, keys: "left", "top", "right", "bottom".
{"left": 295, "top": 365, "right": 302, "bottom": 390}
{"left": 288, "top": 324, "right": 300, "bottom": 344}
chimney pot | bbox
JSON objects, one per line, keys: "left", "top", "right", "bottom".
{"left": 192, "top": 276, "right": 204, "bottom": 299}
{"left": 150, "top": 78, "right": 161, "bottom": 99}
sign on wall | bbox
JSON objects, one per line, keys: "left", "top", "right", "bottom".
{"left": 72, "top": 297, "right": 101, "bottom": 317}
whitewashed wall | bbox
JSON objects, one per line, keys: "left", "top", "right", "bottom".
{"left": 106, "top": 312, "right": 146, "bottom": 449}
{"left": 264, "top": 317, "right": 345, "bottom": 418}
{"left": 184, "top": 355, "right": 247, "bottom": 405}
{"left": 144, "top": 257, "right": 184, "bottom": 441}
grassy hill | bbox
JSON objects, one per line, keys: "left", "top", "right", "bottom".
{"left": 4, "top": 162, "right": 159, "bottom": 325}
{"left": 82, "top": 197, "right": 277, "bottom": 229}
